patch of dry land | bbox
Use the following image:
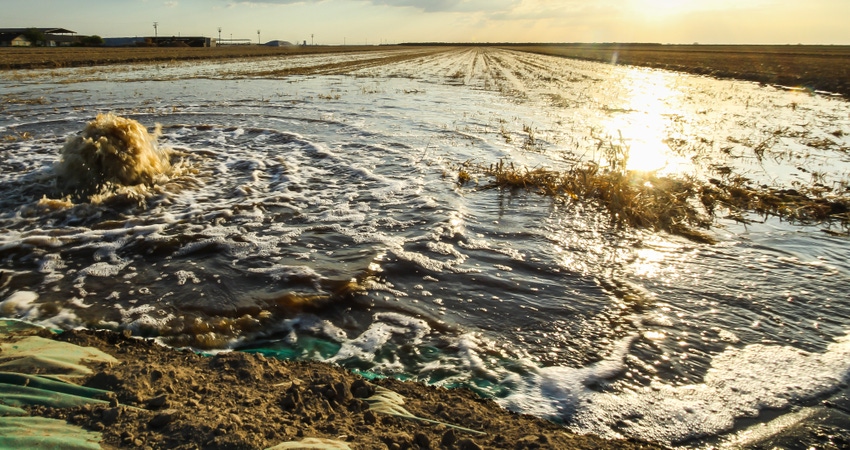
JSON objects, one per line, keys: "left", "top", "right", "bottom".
{"left": 5, "top": 328, "right": 663, "bottom": 450}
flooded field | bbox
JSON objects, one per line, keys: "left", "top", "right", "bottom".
{"left": 2, "top": 47, "right": 850, "bottom": 447}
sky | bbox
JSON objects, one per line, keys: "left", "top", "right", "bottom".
{"left": 3, "top": 0, "right": 849, "bottom": 45}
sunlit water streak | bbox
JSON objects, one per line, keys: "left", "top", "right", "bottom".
{"left": 2, "top": 48, "right": 850, "bottom": 446}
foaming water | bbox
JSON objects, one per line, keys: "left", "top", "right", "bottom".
{"left": 496, "top": 331, "right": 850, "bottom": 446}
{"left": 2, "top": 48, "right": 850, "bottom": 447}
{"left": 56, "top": 113, "right": 173, "bottom": 199}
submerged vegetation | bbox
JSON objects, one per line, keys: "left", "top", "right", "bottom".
{"left": 480, "top": 159, "right": 718, "bottom": 243}
{"left": 471, "top": 140, "right": 850, "bottom": 243}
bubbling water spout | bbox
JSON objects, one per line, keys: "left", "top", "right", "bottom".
{"left": 56, "top": 113, "right": 172, "bottom": 197}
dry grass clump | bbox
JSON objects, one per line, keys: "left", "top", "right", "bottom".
{"left": 483, "top": 159, "right": 715, "bottom": 243}
{"left": 477, "top": 159, "right": 850, "bottom": 242}
{"left": 702, "top": 177, "right": 850, "bottom": 226}
{"left": 1, "top": 95, "right": 48, "bottom": 105}
{"left": 2, "top": 129, "right": 33, "bottom": 141}
{"left": 457, "top": 169, "right": 472, "bottom": 185}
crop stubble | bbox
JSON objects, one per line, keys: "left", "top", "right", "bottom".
{"left": 4, "top": 46, "right": 849, "bottom": 239}
{"left": 3, "top": 43, "right": 848, "bottom": 96}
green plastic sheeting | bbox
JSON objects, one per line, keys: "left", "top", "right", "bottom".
{"left": 0, "top": 372, "right": 111, "bottom": 411}
{"left": 0, "top": 318, "right": 58, "bottom": 335}
{"left": 0, "top": 335, "right": 117, "bottom": 378}
{"left": 0, "top": 416, "right": 102, "bottom": 450}
{"left": 0, "top": 319, "right": 115, "bottom": 449}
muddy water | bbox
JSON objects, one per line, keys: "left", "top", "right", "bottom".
{"left": 2, "top": 48, "right": 850, "bottom": 446}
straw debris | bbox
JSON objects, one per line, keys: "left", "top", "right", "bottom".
{"left": 482, "top": 159, "right": 715, "bottom": 243}
{"left": 474, "top": 158, "right": 850, "bottom": 243}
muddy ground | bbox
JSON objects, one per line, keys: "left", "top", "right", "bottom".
{"left": 13, "top": 328, "right": 663, "bottom": 449}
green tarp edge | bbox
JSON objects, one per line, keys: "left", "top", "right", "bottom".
{"left": 0, "top": 319, "right": 107, "bottom": 449}
{"left": 0, "top": 416, "right": 102, "bottom": 450}
{"left": 0, "top": 404, "right": 26, "bottom": 416}
{"left": 0, "top": 372, "right": 112, "bottom": 399}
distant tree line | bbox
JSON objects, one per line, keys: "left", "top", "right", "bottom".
{"left": 21, "top": 28, "right": 45, "bottom": 45}
{"left": 80, "top": 35, "right": 104, "bottom": 46}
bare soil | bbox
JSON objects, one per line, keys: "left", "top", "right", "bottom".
{"left": 504, "top": 44, "right": 850, "bottom": 98}
{"left": 14, "top": 328, "right": 663, "bottom": 450}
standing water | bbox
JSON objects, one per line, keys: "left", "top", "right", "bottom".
{"left": 2, "top": 48, "right": 850, "bottom": 447}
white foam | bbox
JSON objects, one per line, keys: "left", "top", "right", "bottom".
{"left": 38, "top": 253, "right": 66, "bottom": 274}
{"left": 328, "top": 312, "right": 430, "bottom": 371}
{"left": 0, "top": 290, "right": 40, "bottom": 320}
{"left": 454, "top": 333, "right": 502, "bottom": 380}
{"left": 426, "top": 241, "right": 464, "bottom": 258}
{"left": 117, "top": 303, "right": 176, "bottom": 333}
{"left": 388, "top": 246, "right": 473, "bottom": 274}
{"left": 0, "top": 290, "right": 83, "bottom": 329}
{"left": 20, "top": 235, "right": 64, "bottom": 248}
{"left": 246, "top": 265, "right": 322, "bottom": 285}
{"left": 316, "top": 203, "right": 368, "bottom": 223}
{"left": 77, "top": 260, "right": 130, "bottom": 279}
{"left": 498, "top": 332, "right": 850, "bottom": 445}
{"left": 499, "top": 335, "right": 635, "bottom": 419}
{"left": 174, "top": 270, "right": 201, "bottom": 286}
{"left": 37, "top": 308, "right": 82, "bottom": 330}
{"left": 290, "top": 315, "right": 349, "bottom": 343}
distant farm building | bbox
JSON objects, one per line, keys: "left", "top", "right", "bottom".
{"left": 217, "top": 38, "right": 252, "bottom": 46}
{"left": 265, "top": 40, "right": 294, "bottom": 47}
{"left": 102, "top": 37, "right": 147, "bottom": 47}
{"left": 0, "top": 28, "right": 80, "bottom": 47}
{"left": 103, "top": 36, "right": 215, "bottom": 47}
{"left": 0, "top": 33, "right": 30, "bottom": 47}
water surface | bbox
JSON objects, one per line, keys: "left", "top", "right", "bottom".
{"left": 2, "top": 48, "right": 850, "bottom": 446}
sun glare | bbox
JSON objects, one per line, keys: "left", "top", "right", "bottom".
{"left": 602, "top": 70, "right": 692, "bottom": 175}
{"left": 630, "top": 0, "right": 765, "bottom": 20}
{"left": 630, "top": 0, "right": 692, "bottom": 18}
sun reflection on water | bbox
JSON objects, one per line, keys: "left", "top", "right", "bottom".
{"left": 602, "top": 70, "right": 694, "bottom": 175}
{"left": 631, "top": 239, "right": 688, "bottom": 280}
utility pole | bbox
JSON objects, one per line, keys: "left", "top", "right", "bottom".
{"left": 153, "top": 22, "right": 158, "bottom": 41}
{"left": 311, "top": 34, "right": 314, "bottom": 46}
{"left": 218, "top": 27, "right": 221, "bottom": 46}
{"left": 257, "top": 29, "right": 260, "bottom": 45}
